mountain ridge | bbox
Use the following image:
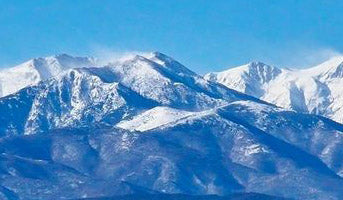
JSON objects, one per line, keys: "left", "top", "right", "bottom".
{"left": 205, "top": 57, "right": 343, "bottom": 123}
{"left": 0, "top": 54, "right": 96, "bottom": 98}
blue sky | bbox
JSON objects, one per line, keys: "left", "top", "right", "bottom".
{"left": 1, "top": 0, "right": 343, "bottom": 73}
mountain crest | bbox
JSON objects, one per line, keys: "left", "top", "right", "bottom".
{"left": 204, "top": 61, "right": 282, "bottom": 98}
{"left": 0, "top": 54, "right": 96, "bottom": 98}
{"left": 207, "top": 56, "right": 343, "bottom": 123}
{"left": 243, "top": 61, "right": 282, "bottom": 83}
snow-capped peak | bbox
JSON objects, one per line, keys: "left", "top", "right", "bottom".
{"left": 205, "top": 61, "right": 281, "bottom": 81}
{"left": 239, "top": 61, "right": 282, "bottom": 83}
{"left": 205, "top": 56, "right": 343, "bottom": 123}
{"left": 30, "top": 54, "right": 96, "bottom": 78}
{"left": 0, "top": 54, "right": 97, "bottom": 97}
{"left": 204, "top": 61, "right": 281, "bottom": 98}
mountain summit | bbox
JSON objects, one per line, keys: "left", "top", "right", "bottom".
{"left": 0, "top": 54, "right": 96, "bottom": 97}
{"left": 205, "top": 57, "right": 343, "bottom": 123}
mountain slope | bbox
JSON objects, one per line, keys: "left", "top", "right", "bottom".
{"left": 0, "top": 102, "right": 342, "bottom": 199}
{"left": 204, "top": 57, "right": 343, "bottom": 123}
{"left": 0, "top": 52, "right": 342, "bottom": 199}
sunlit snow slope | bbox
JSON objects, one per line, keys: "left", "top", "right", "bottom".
{"left": 205, "top": 57, "right": 343, "bottom": 123}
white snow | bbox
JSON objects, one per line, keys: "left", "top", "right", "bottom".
{"left": 0, "top": 54, "right": 96, "bottom": 97}
{"left": 116, "top": 106, "right": 195, "bottom": 131}
{"left": 205, "top": 57, "right": 343, "bottom": 123}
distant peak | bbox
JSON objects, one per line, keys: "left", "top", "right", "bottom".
{"left": 11, "top": 53, "right": 97, "bottom": 81}
{"left": 206, "top": 61, "right": 282, "bottom": 86}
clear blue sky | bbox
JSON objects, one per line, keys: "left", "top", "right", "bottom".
{"left": 1, "top": 0, "right": 343, "bottom": 73}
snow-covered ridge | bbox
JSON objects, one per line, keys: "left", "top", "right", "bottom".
{"left": 0, "top": 54, "right": 96, "bottom": 97}
{"left": 2, "top": 52, "right": 343, "bottom": 123}
{"left": 0, "top": 51, "right": 201, "bottom": 99}
{"left": 205, "top": 56, "right": 343, "bottom": 123}
{"left": 0, "top": 52, "right": 261, "bottom": 135}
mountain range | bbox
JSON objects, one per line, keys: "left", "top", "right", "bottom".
{"left": 0, "top": 52, "right": 342, "bottom": 199}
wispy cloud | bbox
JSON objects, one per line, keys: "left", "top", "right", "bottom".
{"left": 89, "top": 45, "right": 153, "bottom": 66}
{"left": 288, "top": 47, "right": 342, "bottom": 69}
